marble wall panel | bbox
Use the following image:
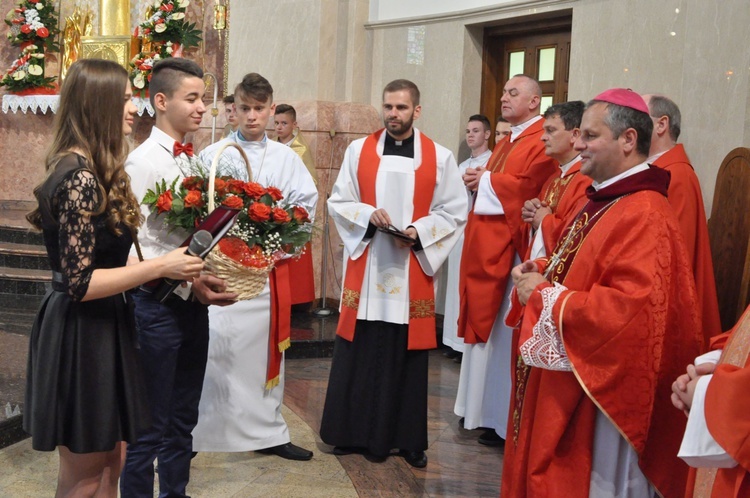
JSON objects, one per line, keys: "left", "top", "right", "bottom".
{"left": 227, "top": 0, "right": 321, "bottom": 101}
{"left": 0, "top": 111, "right": 55, "bottom": 201}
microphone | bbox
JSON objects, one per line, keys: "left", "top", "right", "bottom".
{"left": 153, "top": 230, "right": 214, "bottom": 303}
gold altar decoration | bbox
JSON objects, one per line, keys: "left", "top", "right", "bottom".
{"left": 60, "top": 6, "right": 94, "bottom": 81}
{"left": 100, "top": 0, "right": 130, "bottom": 36}
{"left": 78, "top": 0, "right": 131, "bottom": 69}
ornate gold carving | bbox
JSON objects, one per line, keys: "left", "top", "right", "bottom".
{"left": 80, "top": 36, "right": 130, "bottom": 68}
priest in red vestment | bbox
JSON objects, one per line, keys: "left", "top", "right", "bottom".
{"left": 454, "top": 75, "right": 557, "bottom": 445}
{"left": 521, "top": 100, "right": 591, "bottom": 260}
{"left": 672, "top": 305, "right": 750, "bottom": 498}
{"left": 505, "top": 89, "right": 703, "bottom": 498}
{"left": 643, "top": 94, "right": 721, "bottom": 345}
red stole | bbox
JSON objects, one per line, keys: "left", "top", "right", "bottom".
{"left": 336, "top": 129, "right": 438, "bottom": 350}
{"left": 267, "top": 261, "right": 291, "bottom": 389}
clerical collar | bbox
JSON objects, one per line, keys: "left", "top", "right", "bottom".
{"left": 236, "top": 130, "right": 267, "bottom": 144}
{"left": 510, "top": 115, "right": 543, "bottom": 142}
{"left": 559, "top": 155, "right": 581, "bottom": 176}
{"left": 383, "top": 131, "right": 415, "bottom": 158}
{"left": 592, "top": 161, "right": 650, "bottom": 191}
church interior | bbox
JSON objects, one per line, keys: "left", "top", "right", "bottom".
{"left": 0, "top": 0, "right": 749, "bottom": 495}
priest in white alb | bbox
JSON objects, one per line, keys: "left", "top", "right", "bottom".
{"left": 319, "top": 79, "right": 468, "bottom": 468}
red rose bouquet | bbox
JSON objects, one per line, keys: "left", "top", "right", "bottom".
{"left": 142, "top": 166, "right": 313, "bottom": 273}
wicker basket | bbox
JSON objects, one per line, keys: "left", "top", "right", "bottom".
{"left": 203, "top": 142, "right": 273, "bottom": 300}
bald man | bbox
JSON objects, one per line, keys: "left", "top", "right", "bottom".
{"left": 454, "top": 75, "right": 557, "bottom": 446}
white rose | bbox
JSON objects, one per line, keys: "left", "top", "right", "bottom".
{"left": 133, "top": 73, "right": 145, "bottom": 89}
{"left": 154, "top": 23, "right": 167, "bottom": 33}
{"left": 153, "top": 54, "right": 161, "bottom": 60}
{"left": 171, "top": 12, "right": 184, "bottom": 20}
{"left": 35, "top": 3, "right": 44, "bottom": 10}
{"left": 165, "top": 46, "right": 172, "bottom": 54}
{"left": 28, "top": 64, "right": 43, "bottom": 76}
{"left": 12, "top": 70, "right": 25, "bottom": 80}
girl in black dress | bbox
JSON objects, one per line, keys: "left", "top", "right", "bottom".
{"left": 24, "top": 59, "right": 204, "bottom": 497}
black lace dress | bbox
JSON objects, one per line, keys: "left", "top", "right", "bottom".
{"left": 23, "top": 154, "right": 150, "bottom": 453}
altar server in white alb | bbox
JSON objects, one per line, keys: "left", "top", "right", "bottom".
{"left": 194, "top": 73, "right": 318, "bottom": 461}
{"left": 319, "top": 79, "right": 468, "bottom": 469}
{"left": 442, "top": 114, "right": 492, "bottom": 359}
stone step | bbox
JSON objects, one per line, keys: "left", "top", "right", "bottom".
{"left": 0, "top": 242, "right": 49, "bottom": 271}
{"left": 0, "top": 226, "right": 43, "bottom": 246}
{"left": 0, "top": 267, "right": 50, "bottom": 298}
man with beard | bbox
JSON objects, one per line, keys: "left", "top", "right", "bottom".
{"left": 320, "top": 79, "right": 468, "bottom": 468}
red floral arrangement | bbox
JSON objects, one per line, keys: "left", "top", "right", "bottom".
{"left": 143, "top": 173, "right": 313, "bottom": 269}
{"left": 4, "top": 0, "right": 60, "bottom": 52}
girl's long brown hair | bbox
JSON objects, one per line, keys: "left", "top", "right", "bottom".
{"left": 27, "top": 58, "right": 141, "bottom": 234}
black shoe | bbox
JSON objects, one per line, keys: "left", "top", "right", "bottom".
{"left": 453, "top": 353, "right": 463, "bottom": 364}
{"left": 399, "top": 450, "right": 427, "bottom": 468}
{"left": 443, "top": 349, "right": 459, "bottom": 359}
{"left": 458, "top": 417, "right": 465, "bottom": 428}
{"left": 257, "top": 442, "right": 313, "bottom": 461}
{"left": 478, "top": 429, "right": 504, "bottom": 447}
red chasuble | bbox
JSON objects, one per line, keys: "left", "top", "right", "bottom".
{"left": 502, "top": 166, "right": 703, "bottom": 498}
{"left": 457, "top": 118, "right": 557, "bottom": 343}
{"left": 652, "top": 144, "right": 721, "bottom": 347}
{"left": 688, "top": 305, "right": 750, "bottom": 498}
{"left": 522, "top": 159, "right": 592, "bottom": 258}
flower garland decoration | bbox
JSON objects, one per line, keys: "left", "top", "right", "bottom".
{"left": 129, "top": 49, "right": 162, "bottom": 98}
{"left": 130, "top": 0, "right": 202, "bottom": 96}
{"left": 141, "top": 0, "right": 201, "bottom": 50}
{"left": 0, "top": 43, "right": 55, "bottom": 93}
{"left": 5, "top": 0, "right": 60, "bottom": 52}
{"left": 143, "top": 169, "right": 313, "bottom": 269}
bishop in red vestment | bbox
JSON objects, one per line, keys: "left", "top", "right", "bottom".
{"left": 505, "top": 90, "right": 702, "bottom": 498}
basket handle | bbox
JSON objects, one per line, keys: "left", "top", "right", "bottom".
{"left": 207, "top": 141, "right": 253, "bottom": 213}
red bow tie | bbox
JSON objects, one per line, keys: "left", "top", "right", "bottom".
{"left": 173, "top": 141, "right": 194, "bottom": 157}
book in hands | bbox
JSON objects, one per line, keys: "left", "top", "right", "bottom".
{"left": 377, "top": 224, "right": 416, "bottom": 245}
